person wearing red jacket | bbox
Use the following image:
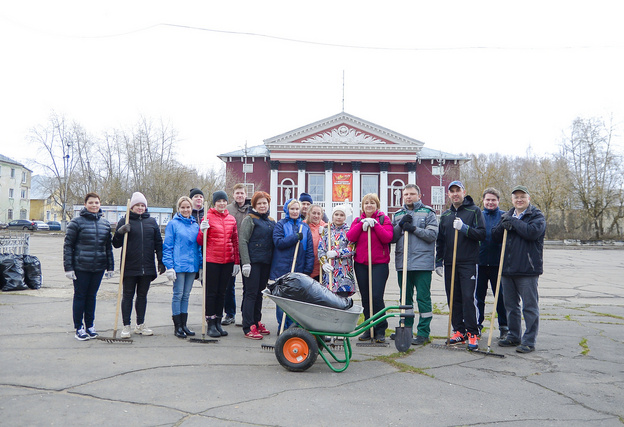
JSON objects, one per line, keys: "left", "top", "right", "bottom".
{"left": 197, "top": 190, "right": 240, "bottom": 338}
{"left": 346, "top": 193, "right": 394, "bottom": 343}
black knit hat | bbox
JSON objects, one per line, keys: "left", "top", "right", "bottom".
{"left": 189, "top": 188, "right": 204, "bottom": 198}
{"left": 212, "top": 190, "right": 228, "bottom": 205}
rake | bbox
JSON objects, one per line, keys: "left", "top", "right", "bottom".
{"left": 190, "top": 201, "right": 219, "bottom": 344}
{"left": 97, "top": 199, "right": 133, "bottom": 344}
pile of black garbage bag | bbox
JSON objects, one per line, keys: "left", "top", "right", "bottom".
{"left": 268, "top": 272, "right": 353, "bottom": 310}
{"left": 0, "top": 254, "right": 42, "bottom": 291}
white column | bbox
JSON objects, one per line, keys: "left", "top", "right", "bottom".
{"left": 379, "top": 162, "right": 389, "bottom": 214}
{"left": 297, "top": 165, "right": 306, "bottom": 198}
{"left": 270, "top": 161, "right": 279, "bottom": 218}
{"left": 324, "top": 161, "right": 333, "bottom": 214}
{"left": 352, "top": 162, "right": 361, "bottom": 216}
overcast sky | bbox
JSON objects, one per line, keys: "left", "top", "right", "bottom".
{"left": 2, "top": 1, "right": 623, "bottom": 175}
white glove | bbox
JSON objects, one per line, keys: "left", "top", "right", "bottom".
{"left": 322, "top": 263, "right": 334, "bottom": 273}
{"left": 232, "top": 264, "right": 240, "bottom": 276}
{"left": 166, "top": 268, "right": 177, "bottom": 281}
{"left": 200, "top": 219, "right": 210, "bottom": 231}
{"left": 65, "top": 271, "right": 77, "bottom": 280}
{"left": 242, "top": 264, "right": 251, "bottom": 277}
{"left": 104, "top": 271, "right": 114, "bottom": 279}
{"left": 326, "top": 250, "right": 338, "bottom": 259}
{"left": 453, "top": 218, "right": 464, "bottom": 231}
{"left": 362, "top": 218, "right": 375, "bottom": 231}
{"left": 435, "top": 266, "right": 444, "bottom": 277}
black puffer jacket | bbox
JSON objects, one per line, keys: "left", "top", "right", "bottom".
{"left": 64, "top": 208, "right": 114, "bottom": 272}
{"left": 112, "top": 210, "right": 163, "bottom": 277}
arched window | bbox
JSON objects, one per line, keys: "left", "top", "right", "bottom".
{"left": 277, "top": 178, "right": 296, "bottom": 219}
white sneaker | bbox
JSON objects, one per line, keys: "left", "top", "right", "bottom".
{"left": 120, "top": 325, "right": 132, "bottom": 339}
{"left": 134, "top": 323, "right": 153, "bottom": 336}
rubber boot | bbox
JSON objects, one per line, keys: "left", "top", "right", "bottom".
{"left": 172, "top": 315, "right": 187, "bottom": 339}
{"left": 207, "top": 318, "right": 221, "bottom": 338}
{"left": 215, "top": 317, "right": 228, "bottom": 337}
{"left": 180, "top": 313, "right": 195, "bottom": 336}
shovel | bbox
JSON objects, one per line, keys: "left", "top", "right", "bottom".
{"left": 394, "top": 230, "right": 412, "bottom": 352}
{"left": 190, "top": 202, "right": 218, "bottom": 344}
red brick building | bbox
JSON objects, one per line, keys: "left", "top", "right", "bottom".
{"left": 218, "top": 112, "right": 468, "bottom": 220}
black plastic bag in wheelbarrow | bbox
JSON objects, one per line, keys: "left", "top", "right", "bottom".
{"left": 0, "top": 254, "right": 28, "bottom": 291}
{"left": 22, "top": 255, "right": 43, "bottom": 289}
{"left": 268, "top": 272, "right": 353, "bottom": 310}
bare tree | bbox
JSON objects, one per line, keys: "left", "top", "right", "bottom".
{"left": 560, "top": 116, "right": 623, "bottom": 239}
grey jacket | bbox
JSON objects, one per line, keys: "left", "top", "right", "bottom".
{"left": 391, "top": 202, "right": 438, "bottom": 271}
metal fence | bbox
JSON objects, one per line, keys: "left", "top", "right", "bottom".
{"left": 0, "top": 232, "right": 30, "bottom": 255}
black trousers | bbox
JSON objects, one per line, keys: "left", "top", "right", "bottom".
{"left": 121, "top": 275, "right": 153, "bottom": 326}
{"left": 354, "top": 262, "right": 389, "bottom": 335}
{"left": 444, "top": 264, "right": 479, "bottom": 335}
{"left": 241, "top": 262, "right": 271, "bottom": 334}
{"left": 476, "top": 265, "right": 507, "bottom": 327}
{"left": 205, "top": 262, "right": 233, "bottom": 318}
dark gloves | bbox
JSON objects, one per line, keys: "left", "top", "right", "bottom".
{"left": 501, "top": 215, "right": 514, "bottom": 230}
{"left": 117, "top": 223, "right": 131, "bottom": 234}
{"left": 399, "top": 214, "right": 412, "bottom": 226}
{"left": 296, "top": 232, "right": 304, "bottom": 241}
{"left": 402, "top": 222, "right": 416, "bottom": 233}
{"left": 158, "top": 261, "right": 166, "bottom": 275}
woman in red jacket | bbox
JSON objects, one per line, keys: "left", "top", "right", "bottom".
{"left": 346, "top": 193, "right": 393, "bottom": 343}
{"left": 197, "top": 190, "right": 240, "bottom": 338}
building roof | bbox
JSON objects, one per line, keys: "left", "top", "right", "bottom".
{"left": 0, "top": 154, "right": 33, "bottom": 172}
{"left": 30, "top": 175, "right": 52, "bottom": 200}
{"left": 217, "top": 112, "right": 469, "bottom": 162}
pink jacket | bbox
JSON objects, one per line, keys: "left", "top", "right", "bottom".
{"left": 346, "top": 210, "right": 393, "bottom": 265}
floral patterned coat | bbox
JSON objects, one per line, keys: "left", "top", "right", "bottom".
{"left": 318, "top": 222, "right": 356, "bottom": 296}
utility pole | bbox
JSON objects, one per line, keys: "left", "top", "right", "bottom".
{"left": 61, "top": 142, "right": 71, "bottom": 232}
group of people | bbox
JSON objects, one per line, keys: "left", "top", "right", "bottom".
{"left": 63, "top": 180, "right": 545, "bottom": 353}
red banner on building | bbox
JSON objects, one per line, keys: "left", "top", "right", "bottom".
{"left": 332, "top": 173, "right": 352, "bottom": 202}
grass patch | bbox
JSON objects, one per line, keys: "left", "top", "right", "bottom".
{"left": 432, "top": 302, "right": 448, "bottom": 315}
{"left": 584, "top": 310, "right": 624, "bottom": 320}
{"left": 579, "top": 337, "right": 589, "bottom": 356}
{"left": 372, "top": 350, "right": 433, "bottom": 377}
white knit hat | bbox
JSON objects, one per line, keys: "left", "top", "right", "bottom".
{"left": 332, "top": 203, "right": 352, "bottom": 218}
{"left": 130, "top": 192, "right": 148, "bottom": 209}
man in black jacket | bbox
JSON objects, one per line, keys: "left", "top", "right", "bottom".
{"left": 492, "top": 185, "right": 545, "bottom": 353}
{"left": 435, "top": 181, "right": 486, "bottom": 350}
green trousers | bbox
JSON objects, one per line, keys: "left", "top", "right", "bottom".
{"left": 397, "top": 270, "right": 433, "bottom": 338}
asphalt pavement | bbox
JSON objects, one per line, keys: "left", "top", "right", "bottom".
{"left": 0, "top": 233, "right": 623, "bottom": 426}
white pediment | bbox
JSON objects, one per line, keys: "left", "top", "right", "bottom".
{"left": 264, "top": 112, "right": 424, "bottom": 149}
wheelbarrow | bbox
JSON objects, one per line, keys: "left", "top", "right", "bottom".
{"left": 262, "top": 289, "right": 414, "bottom": 373}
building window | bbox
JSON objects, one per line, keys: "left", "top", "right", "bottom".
{"left": 8, "top": 188, "right": 14, "bottom": 198}
{"left": 361, "top": 175, "right": 378, "bottom": 198}
{"left": 308, "top": 174, "right": 324, "bottom": 205}
{"left": 22, "top": 171, "right": 27, "bottom": 183}
{"left": 20, "top": 209, "right": 27, "bottom": 220}
{"left": 431, "top": 186, "right": 445, "bottom": 206}
{"left": 46, "top": 211, "right": 51, "bottom": 221}
{"left": 242, "top": 163, "right": 253, "bottom": 173}
{"left": 21, "top": 189, "right": 27, "bottom": 199}
{"left": 11, "top": 168, "right": 15, "bottom": 178}
{"left": 244, "top": 183, "right": 254, "bottom": 197}
{"left": 432, "top": 166, "right": 444, "bottom": 176}
{"left": 8, "top": 209, "right": 13, "bottom": 220}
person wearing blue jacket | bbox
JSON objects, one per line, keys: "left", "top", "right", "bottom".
{"left": 492, "top": 185, "right": 545, "bottom": 354}
{"left": 163, "top": 196, "right": 201, "bottom": 338}
{"left": 476, "top": 188, "right": 508, "bottom": 339}
{"left": 270, "top": 198, "right": 314, "bottom": 330}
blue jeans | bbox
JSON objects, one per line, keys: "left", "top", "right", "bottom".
{"left": 172, "top": 272, "right": 195, "bottom": 316}
{"left": 72, "top": 270, "right": 104, "bottom": 329}
{"left": 502, "top": 275, "right": 539, "bottom": 347}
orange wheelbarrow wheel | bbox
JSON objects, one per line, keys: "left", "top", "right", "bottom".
{"left": 275, "top": 328, "right": 319, "bottom": 372}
